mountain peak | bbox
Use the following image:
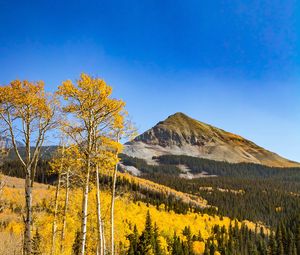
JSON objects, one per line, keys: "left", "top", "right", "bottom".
{"left": 162, "top": 112, "right": 200, "bottom": 128}
{"left": 125, "top": 113, "right": 300, "bottom": 168}
{"left": 168, "top": 112, "right": 189, "bottom": 118}
{"left": 154, "top": 112, "right": 230, "bottom": 142}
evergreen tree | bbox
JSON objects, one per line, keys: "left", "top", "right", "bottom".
{"left": 197, "top": 230, "right": 203, "bottom": 242}
{"left": 32, "top": 229, "right": 42, "bottom": 255}
{"left": 72, "top": 230, "right": 81, "bottom": 255}
{"left": 137, "top": 211, "right": 154, "bottom": 255}
{"left": 209, "top": 238, "right": 216, "bottom": 255}
{"left": 182, "top": 226, "right": 193, "bottom": 254}
{"left": 171, "top": 232, "right": 183, "bottom": 255}
{"left": 276, "top": 225, "right": 284, "bottom": 255}
{"left": 296, "top": 220, "right": 300, "bottom": 255}
{"left": 268, "top": 232, "right": 277, "bottom": 255}
{"left": 153, "top": 223, "right": 162, "bottom": 255}
{"left": 127, "top": 225, "right": 139, "bottom": 255}
{"left": 288, "top": 241, "right": 297, "bottom": 255}
{"left": 203, "top": 242, "right": 210, "bottom": 255}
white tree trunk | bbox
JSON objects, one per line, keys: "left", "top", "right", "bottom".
{"left": 96, "top": 165, "right": 104, "bottom": 255}
{"left": 50, "top": 172, "right": 61, "bottom": 255}
{"left": 110, "top": 133, "right": 120, "bottom": 255}
{"left": 110, "top": 163, "right": 117, "bottom": 255}
{"left": 102, "top": 220, "right": 106, "bottom": 254}
{"left": 80, "top": 123, "right": 93, "bottom": 255}
{"left": 24, "top": 169, "right": 32, "bottom": 255}
{"left": 80, "top": 165, "right": 90, "bottom": 255}
{"left": 60, "top": 167, "right": 70, "bottom": 253}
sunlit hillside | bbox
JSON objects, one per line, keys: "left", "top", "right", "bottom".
{"left": 0, "top": 175, "right": 266, "bottom": 255}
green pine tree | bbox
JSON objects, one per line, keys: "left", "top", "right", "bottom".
{"left": 296, "top": 220, "right": 300, "bottom": 255}
{"left": 72, "top": 230, "right": 81, "bottom": 255}
{"left": 203, "top": 242, "right": 210, "bottom": 255}
{"left": 137, "top": 211, "right": 154, "bottom": 255}
{"left": 127, "top": 225, "right": 139, "bottom": 255}
{"left": 32, "top": 229, "right": 42, "bottom": 255}
{"left": 276, "top": 225, "right": 285, "bottom": 255}
{"left": 171, "top": 232, "right": 184, "bottom": 255}
{"left": 268, "top": 232, "right": 277, "bottom": 255}
{"left": 153, "top": 223, "right": 162, "bottom": 255}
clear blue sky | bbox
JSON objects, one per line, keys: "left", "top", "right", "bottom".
{"left": 0, "top": 0, "right": 299, "bottom": 161}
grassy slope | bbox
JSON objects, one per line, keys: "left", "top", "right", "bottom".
{"left": 0, "top": 174, "right": 267, "bottom": 255}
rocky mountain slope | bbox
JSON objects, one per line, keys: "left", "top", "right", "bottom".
{"left": 124, "top": 112, "right": 299, "bottom": 167}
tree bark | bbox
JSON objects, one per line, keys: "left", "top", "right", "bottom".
{"left": 80, "top": 162, "right": 90, "bottom": 255}
{"left": 110, "top": 163, "right": 117, "bottom": 255}
{"left": 102, "top": 219, "right": 106, "bottom": 254}
{"left": 96, "top": 165, "right": 104, "bottom": 255}
{"left": 110, "top": 133, "right": 120, "bottom": 255}
{"left": 80, "top": 126, "right": 92, "bottom": 255}
{"left": 50, "top": 145, "right": 65, "bottom": 255}
{"left": 60, "top": 167, "right": 70, "bottom": 254}
{"left": 50, "top": 172, "right": 61, "bottom": 255}
{"left": 24, "top": 168, "right": 32, "bottom": 255}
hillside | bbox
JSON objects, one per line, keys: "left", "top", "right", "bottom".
{"left": 124, "top": 112, "right": 299, "bottom": 167}
{"left": 0, "top": 174, "right": 267, "bottom": 255}
{"left": 119, "top": 153, "right": 300, "bottom": 228}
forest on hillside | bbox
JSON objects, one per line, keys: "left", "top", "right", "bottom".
{"left": 119, "top": 154, "right": 300, "bottom": 253}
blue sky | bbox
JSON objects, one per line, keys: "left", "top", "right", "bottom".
{"left": 0, "top": 0, "right": 300, "bottom": 161}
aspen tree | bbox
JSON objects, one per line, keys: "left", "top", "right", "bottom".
{"left": 94, "top": 128, "right": 104, "bottom": 255}
{"left": 49, "top": 144, "right": 65, "bottom": 255}
{"left": 110, "top": 118, "right": 136, "bottom": 255}
{"left": 95, "top": 161, "right": 104, "bottom": 255}
{"left": 97, "top": 137, "right": 122, "bottom": 255}
{"left": 110, "top": 132, "right": 120, "bottom": 255}
{"left": 60, "top": 165, "right": 70, "bottom": 253}
{"left": 60, "top": 144, "right": 81, "bottom": 253}
{"left": 0, "top": 80, "right": 56, "bottom": 255}
{"left": 58, "top": 73, "right": 125, "bottom": 255}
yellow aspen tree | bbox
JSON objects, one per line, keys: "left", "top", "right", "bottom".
{"left": 58, "top": 73, "right": 125, "bottom": 255}
{"left": 110, "top": 118, "right": 136, "bottom": 255}
{"left": 94, "top": 137, "right": 120, "bottom": 255}
{"left": 49, "top": 143, "right": 65, "bottom": 255}
{"left": 110, "top": 132, "right": 121, "bottom": 255}
{"left": 94, "top": 133, "right": 104, "bottom": 255}
{"left": 0, "top": 80, "right": 57, "bottom": 255}
{"left": 50, "top": 142, "right": 81, "bottom": 254}
{"left": 60, "top": 145, "right": 81, "bottom": 254}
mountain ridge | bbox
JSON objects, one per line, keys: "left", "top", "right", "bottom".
{"left": 124, "top": 112, "right": 299, "bottom": 168}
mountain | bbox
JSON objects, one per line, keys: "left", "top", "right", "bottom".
{"left": 124, "top": 112, "right": 299, "bottom": 167}
{"left": 0, "top": 136, "right": 24, "bottom": 149}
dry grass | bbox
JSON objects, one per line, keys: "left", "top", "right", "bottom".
{"left": 0, "top": 232, "right": 22, "bottom": 255}
{"left": 2, "top": 175, "right": 50, "bottom": 190}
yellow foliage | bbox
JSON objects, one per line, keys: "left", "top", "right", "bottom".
{"left": 193, "top": 241, "right": 205, "bottom": 255}
{"left": 0, "top": 79, "right": 56, "bottom": 126}
{"left": 0, "top": 176, "right": 267, "bottom": 254}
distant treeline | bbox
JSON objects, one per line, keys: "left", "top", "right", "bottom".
{"left": 120, "top": 153, "right": 181, "bottom": 175}
{"left": 6, "top": 146, "right": 58, "bottom": 161}
{"left": 154, "top": 154, "right": 300, "bottom": 179}
{"left": 1, "top": 159, "right": 56, "bottom": 184}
